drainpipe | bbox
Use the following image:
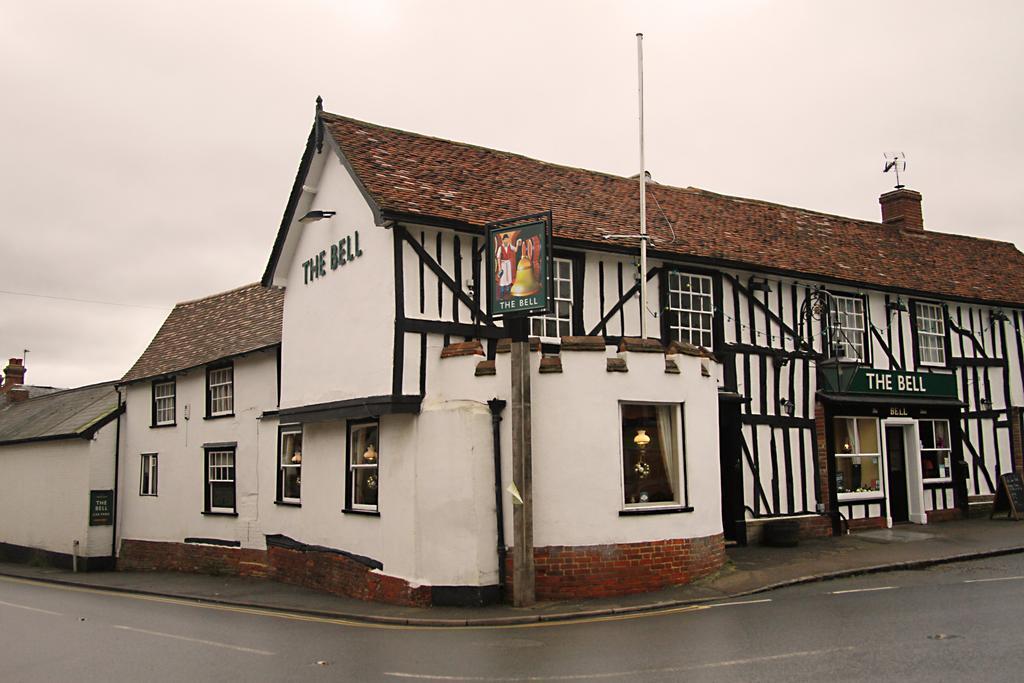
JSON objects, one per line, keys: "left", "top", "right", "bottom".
{"left": 110, "top": 387, "right": 124, "bottom": 569}
{"left": 488, "top": 398, "right": 508, "bottom": 601}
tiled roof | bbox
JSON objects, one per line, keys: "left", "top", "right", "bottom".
{"left": 121, "top": 283, "right": 283, "bottom": 383}
{"left": 322, "top": 112, "right": 1024, "bottom": 306}
{"left": 0, "top": 382, "right": 119, "bottom": 446}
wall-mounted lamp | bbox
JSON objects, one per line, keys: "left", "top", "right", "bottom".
{"left": 749, "top": 278, "right": 772, "bottom": 293}
{"left": 299, "top": 210, "right": 336, "bottom": 223}
{"left": 772, "top": 350, "right": 790, "bottom": 367}
{"left": 980, "top": 397, "right": 993, "bottom": 411}
{"left": 990, "top": 310, "right": 1009, "bottom": 323}
{"left": 886, "top": 298, "right": 908, "bottom": 313}
{"left": 779, "top": 398, "right": 795, "bottom": 417}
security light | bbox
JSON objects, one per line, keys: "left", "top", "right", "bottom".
{"left": 299, "top": 210, "right": 336, "bottom": 223}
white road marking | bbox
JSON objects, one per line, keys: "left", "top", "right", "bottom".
{"left": 830, "top": 586, "right": 896, "bottom": 595}
{"left": 0, "top": 599, "right": 62, "bottom": 616}
{"left": 383, "top": 646, "right": 855, "bottom": 680}
{"left": 708, "top": 598, "right": 772, "bottom": 608}
{"left": 112, "top": 625, "right": 275, "bottom": 655}
{"left": 963, "top": 575, "right": 1024, "bottom": 584}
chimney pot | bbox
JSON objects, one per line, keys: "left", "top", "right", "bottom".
{"left": 2, "top": 358, "right": 26, "bottom": 392}
{"left": 880, "top": 188, "right": 924, "bottom": 231}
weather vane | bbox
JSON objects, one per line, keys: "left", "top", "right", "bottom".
{"left": 883, "top": 152, "right": 907, "bottom": 190}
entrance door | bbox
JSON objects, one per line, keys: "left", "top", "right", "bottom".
{"left": 718, "top": 395, "right": 746, "bottom": 544}
{"left": 885, "top": 426, "right": 909, "bottom": 523}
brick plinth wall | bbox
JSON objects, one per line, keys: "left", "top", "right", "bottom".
{"left": 505, "top": 534, "right": 725, "bottom": 600}
{"left": 846, "top": 517, "right": 887, "bottom": 532}
{"left": 744, "top": 515, "right": 832, "bottom": 544}
{"left": 119, "top": 540, "right": 430, "bottom": 607}
{"left": 926, "top": 508, "right": 964, "bottom": 524}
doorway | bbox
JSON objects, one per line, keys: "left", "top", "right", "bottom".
{"left": 885, "top": 426, "right": 909, "bottom": 523}
{"left": 718, "top": 394, "right": 746, "bottom": 544}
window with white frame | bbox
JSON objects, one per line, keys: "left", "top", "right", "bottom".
{"left": 621, "top": 403, "right": 686, "bottom": 508}
{"left": 829, "top": 295, "right": 866, "bottom": 362}
{"left": 833, "top": 417, "right": 882, "bottom": 497}
{"left": 152, "top": 380, "right": 175, "bottom": 426}
{"left": 140, "top": 454, "right": 158, "bottom": 496}
{"left": 915, "top": 302, "right": 946, "bottom": 366}
{"left": 347, "top": 420, "right": 379, "bottom": 511}
{"left": 530, "top": 257, "right": 573, "bottom": 339}
{"left": 278, "top": 426, "right": 302, "bottom": 502}
{"left": 919, "top": 419, "right": 952, "bottom": 481}
{"left": 207, "top": 365, "right": 234, "bottom": 417}
{"left": 665, "top": 271, "right": 713, "bottom": 348}
{"left": 205, "top": 449, "right": 236, "bottom": 513}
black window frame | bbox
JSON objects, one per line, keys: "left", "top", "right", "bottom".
{"left": 205, "top": 361, "right": 235, "bottom": 419}
{"left": 659, "top": 265, "right": 723, "bottom": 355}
{"left": 203, "top": 445, "right": 238, "bottom": 516}
{"left": 824, "top": 289, "right": 871, "bottom": 365}
{"left": 276, "top": 424, "right": 303, "bottom": 506}
{"left": 344, "top": 418, "right": 380, "bottom": 516}
{"left": 139, "top": 453, "right": 158, "bottom": 496}
{"left": 150, "top": 378, "right": 176, "bottom": 428}
{"left": 909, "top": 299, "right": 952, "bottom": 370}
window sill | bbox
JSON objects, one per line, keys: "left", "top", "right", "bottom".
{"left": 139, "top": 493, "right": 158, "bottom": 497}
{"left": 924, "top": 479, "right": 953, "bottom": 487}
{"left": 837, "top": 493, "right": 884, "bottom": 502}
{"left": 150, "top": 423, "right": 176, "bottom": 429}
{"left": 342, "top": 508, "right": 380, "bottom": 517}
{"left": 619, "top": 505, "right": 693, "bottom": 516}
{"left": 204, "top": 413, "right": 235, "bottom": 421}
{"left": 274, "top": 500, "right": 302, "bottom": 507}
{"left": 201, "top": 511, "right": 239, "bottom": 517}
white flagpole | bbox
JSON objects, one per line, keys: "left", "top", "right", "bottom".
{"left": 637, "top": 32, "right": 648, "bottom": 340}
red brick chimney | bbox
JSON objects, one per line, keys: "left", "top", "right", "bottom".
{"left": 2, "top": 358, "right": 26, "bottom": 393}
{"left": 879, "top": 188, "right": 924, "bottom": 231}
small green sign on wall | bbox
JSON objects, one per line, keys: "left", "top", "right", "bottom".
{"left": 89, "top": 489, "right": 114, "bottom": 526}
{"left": 485, "top": 212, "right": 553, "bottom": 319}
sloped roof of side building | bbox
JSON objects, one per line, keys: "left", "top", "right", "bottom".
{"left": 265, "top": 111, "right": 1024, "bottom": 306}
{"left": 0, "top": 381, "right": 121, "bottom": 446}
{"left": 120, "top": 283, "right": 284, "bottom": 384}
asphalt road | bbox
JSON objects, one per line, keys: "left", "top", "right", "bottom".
{"left": 2, "top": 554, "right": 1023, "bottom": 682}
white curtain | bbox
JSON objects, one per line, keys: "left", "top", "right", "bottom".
{"left": 655, "top": 406, "right": 676, "bottom": 499}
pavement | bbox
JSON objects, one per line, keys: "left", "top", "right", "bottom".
{"left": 2, "top": 517, "right": 1022, "bottom": 627}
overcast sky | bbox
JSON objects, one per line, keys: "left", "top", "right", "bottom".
{"left": 2, "top": 1, "right": 1022, "bottom": 388}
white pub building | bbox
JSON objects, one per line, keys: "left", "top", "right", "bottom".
{"left": 107, "top": 104, "right": 1024, "bottom": 606}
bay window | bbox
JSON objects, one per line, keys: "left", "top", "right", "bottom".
{"left": 833, "top": 417, "right": 881, "bottom": 497}
{"left": 621, "top": 403, "right": 686, "bottom": 509}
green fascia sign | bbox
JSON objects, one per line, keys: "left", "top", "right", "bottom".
{"left": 820, "top": 366, "right": 959, "bottom": 399}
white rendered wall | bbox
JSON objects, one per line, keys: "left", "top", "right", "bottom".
{"left": 278, "top": 147, "right": 395, "bottom": 409}
{"left": 0, "top": 428, "right": 116, "bottom": 559}
{"left": 119, "top": 350, "right": 279, "bottom": 550}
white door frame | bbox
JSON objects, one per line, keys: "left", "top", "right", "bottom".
{"left": 881, "top": 418, "right": 927, "bottom": 526}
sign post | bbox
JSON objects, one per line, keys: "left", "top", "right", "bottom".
{"left": 486, "top": 212, "right": 553, "bottom": 607}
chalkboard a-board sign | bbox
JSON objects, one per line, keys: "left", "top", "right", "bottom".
{"left": 990, "top": 473, "right": 1024, "bottom": 521}
{"left": 89, "top": 489, "right": 114, "bottom": 526}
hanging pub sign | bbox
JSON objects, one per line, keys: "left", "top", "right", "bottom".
{"left": 485, "top": 211, "right": 553, "bottom": 319}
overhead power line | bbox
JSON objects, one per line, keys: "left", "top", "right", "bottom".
{"left": 0, "top": 288, "right": 171, "bottom": 310}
